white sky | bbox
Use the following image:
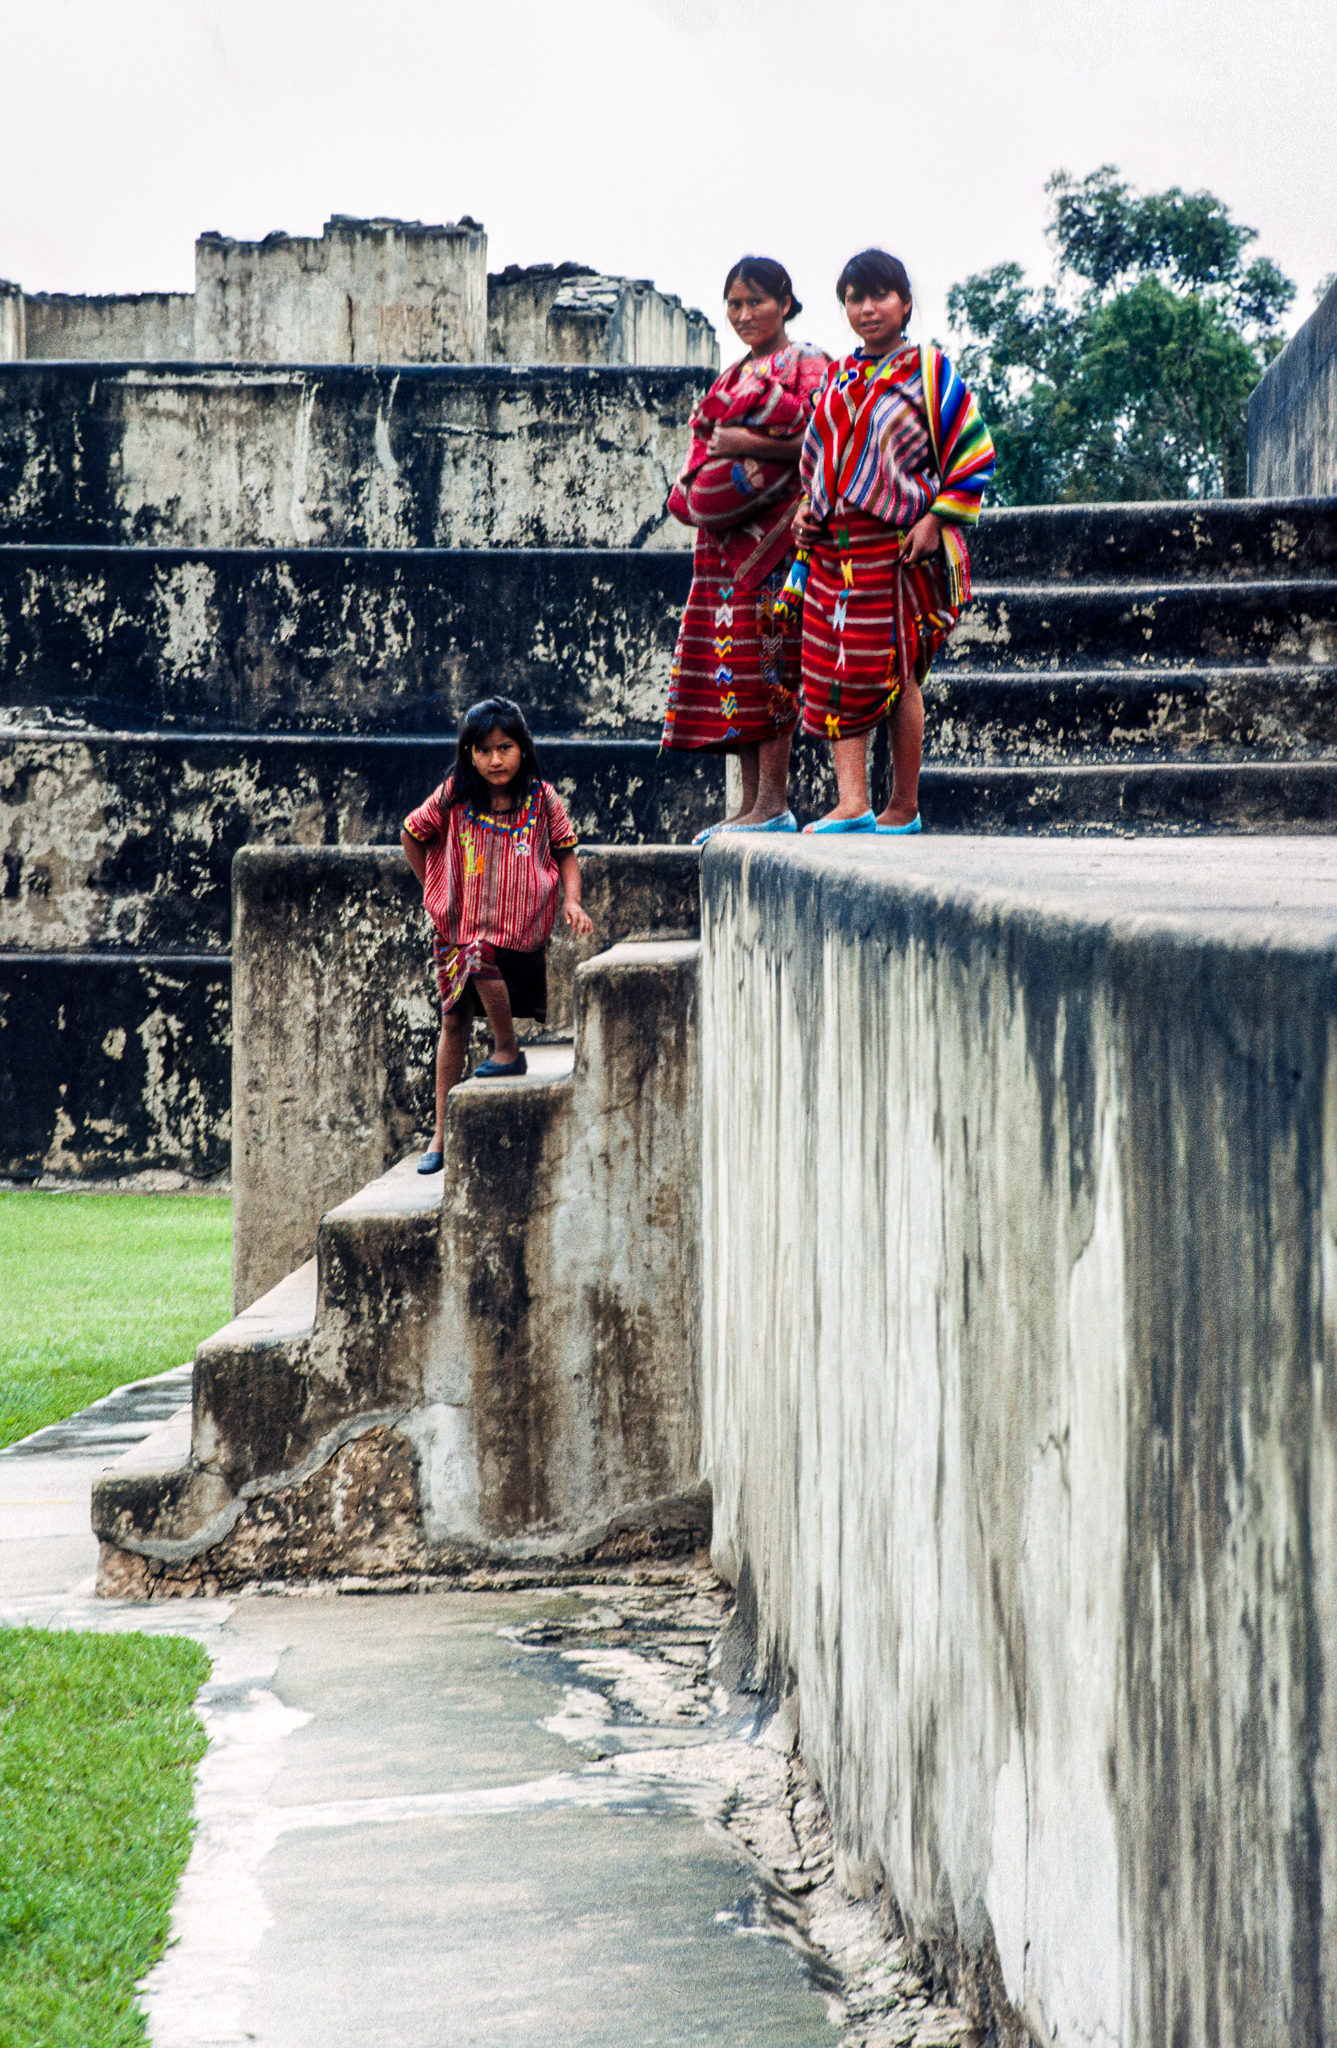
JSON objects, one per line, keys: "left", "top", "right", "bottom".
{"left": 2, "top": 0, "right": 1333, "bottom": 365}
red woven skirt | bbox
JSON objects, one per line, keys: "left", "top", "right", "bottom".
{"left": 660, "top": 533, "right": 801, "bottom": 752}
{"left": 800, "top": 509, "right": 959, "bottom": 740}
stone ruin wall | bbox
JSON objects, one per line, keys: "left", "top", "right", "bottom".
{"left": 21, "top": 290, "right": 195, "bottom": 362}
{"left": 194, "top": 216, "right": 488, "bottom": 365}
{"left": 0, "top": 212, "right": 719, "bottom": 1181}
{"left": 4, "top": 216, "right": 718, "bottom": 371}
{"left": 0, "top": 280, "right": 24, "bottom": 362}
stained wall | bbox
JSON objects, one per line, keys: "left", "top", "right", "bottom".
{"left": 1249, "top": 278, "right": 1337, "bottom": 496}
{"left": 701, "top": 832, "right": 1337, "bottom": 2048}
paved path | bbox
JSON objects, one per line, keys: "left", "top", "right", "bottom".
{"left": 1, "top": 1376, "right": 969, "bottom": 2048}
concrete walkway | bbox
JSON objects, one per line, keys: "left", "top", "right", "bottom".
{"left": 0, "top": 1375, "right": 970, "bottom": 2048}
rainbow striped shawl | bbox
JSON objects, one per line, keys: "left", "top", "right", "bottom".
{"left": 799, "top": 341, "right": 995, "bottom": 603}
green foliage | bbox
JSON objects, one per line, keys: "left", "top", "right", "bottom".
{"left": 0, "top": 1195, "right": 231, "bottom": 1447}
{"left": 947, "top": 166, "right": 1295, "bottom": 504}
{"left": 0, "top": 1627, "right": 210, "bottom": 2046}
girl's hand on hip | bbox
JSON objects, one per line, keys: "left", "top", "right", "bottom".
{"left": 563, "top": 899, "right": 594, "bottom": 936}
{"left": 901, "top": 513, "right": 942, "bottom": 565}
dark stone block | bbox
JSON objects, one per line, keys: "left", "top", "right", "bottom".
{"left": 0, "top": 951, "right": 231, "bottom": 1177}
{"left": 1, "top": 731, "right": 719, "bottom": 950}
{"left": 0, "top": 361, "right": 708, "bottom": 551}
{"left": 970, "top": 496, "right": 1337, "bottom": 582}
{"left": 0, "top": 545, "right": 693, "bottom": 736}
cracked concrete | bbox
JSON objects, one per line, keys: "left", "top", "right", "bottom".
{"left": 2, "top": 1372, "right": 973, "bottom": 2048}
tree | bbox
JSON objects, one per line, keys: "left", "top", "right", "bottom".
{"left": 946, "top": 168, "right": 1295, "bottom": 504}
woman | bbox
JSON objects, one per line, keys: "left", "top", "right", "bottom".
{"left": 790, "top": 250, "right": 995, "bottom": 833}
{"left": 661, "top": 257, "right": 828, "bottom": 839}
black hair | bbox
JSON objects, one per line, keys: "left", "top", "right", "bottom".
{"left": 836, "top": 249, "right": 913, "bottom": 318}
{"left": 443, "top": 696, "right": 542, "bottom": 811}
{"left": 723, "top": 255, "right": 802, "bottom": 321}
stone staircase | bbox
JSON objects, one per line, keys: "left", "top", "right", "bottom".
{"left": 917, "top": 496, "right": 1337, "bottom": 830}
{"left": 3, "top": 346, "right": 1336, "bottom": 1182}
{"left": 0, "top": 359, "right": 711, "bottom": 1180}
{"left": 93, "top": 939, "right": 706, "bottom": 1592}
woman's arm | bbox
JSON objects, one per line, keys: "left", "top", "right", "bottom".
{"left": 557, "top": 849, "right": 593, "bottom": 936}
{"left": 706, "top": 425, "right": 806, "bottom": 462}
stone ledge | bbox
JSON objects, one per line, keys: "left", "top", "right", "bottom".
{"left": 700, "top": 830, "right": 1337, "bottom": 2045}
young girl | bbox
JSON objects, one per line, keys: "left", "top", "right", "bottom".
{"left": 401, "top": 697, "right": 593, "bottom": 1175}
{"left": 789, "top": 249, "right": 995, "bottom": 833}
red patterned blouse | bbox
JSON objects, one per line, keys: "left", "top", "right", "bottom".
{"left": 403, "top": 778, "right": 579, "bottom": 954}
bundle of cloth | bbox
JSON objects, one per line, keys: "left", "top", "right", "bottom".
{"left": 668, "top": 349, "right": 820, "bottom": 586}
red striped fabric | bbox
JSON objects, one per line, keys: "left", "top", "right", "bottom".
{"left": 668, "top": 343, "right": 829, "bottom": 587}
{"left": 403, "top": 779, "right": 577, "bottom": 954}
{"left": 800, "top": 510, "right": 958, "bottom": 740}
{"left": 661, "top": 536, "right": 800, "bottom": 751}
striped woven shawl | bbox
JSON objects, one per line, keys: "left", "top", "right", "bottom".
{"left": 801, "top": 340, "right": 994, "bottom": 537}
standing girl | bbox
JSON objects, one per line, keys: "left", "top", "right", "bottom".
{"left": 661, "top": 256, "right": 828, "bottom": 840}
{"left": 790, "top": 250, "right": 995, "bottom": 833}
{"left": 402, "top": 697, "right": 593, "bottom": 1176}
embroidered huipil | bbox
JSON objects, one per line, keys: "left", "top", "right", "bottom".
{"left": 403, "top": 779, "right": 578, "bottom": 954}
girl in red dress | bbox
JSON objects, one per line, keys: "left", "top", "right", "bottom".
{"left": 789, "top": 250, "right": 995, "bottom": 834}
{"left": 402, "top": 697, "right": 593, "bottom": 1174}
{"left": 661, "top": 256, "right": 828, "bottom": 840}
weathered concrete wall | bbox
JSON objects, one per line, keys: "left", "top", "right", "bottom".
{"left": 0, "top": 730, "right": 714, "bottom": 954}
{"left": 0, "top": 281, "right": 22, "bottom": 363}
{"left": 193, "top": 216, "right": 488, "bottom": 365}
{"left": 0, "top": 362, "right": 702, "bottom": 549}
{"left": 231, "top": 843, "right": 701, "bottom": 1309}
{"left": 23, "top": 292, "right": 194, "bottom": 361}
{"left": 94, "top": 937, "right": 705, "bottom": 1589}
{"left": 1249, "top": 281, "right": 1337, "bottom": 497}
{"left": 487, "top": 263, "right": 599, "bottom": 361}
{"left": 0, "top": 951, "right": 230, "bottom": 1178}
{"left": 542, "top": 274, "right": 718, "bottom": 371}
{"left": 0, "top": 546, "right": 691, "bottom": 738}
{"left": 701, "top": 833, "right": 1337, "bottom": 2048}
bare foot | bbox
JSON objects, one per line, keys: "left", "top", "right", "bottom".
{"left": 722, "top": 804, "right": 790, "bottom": 828}
{"left": 876, "top": 802, "right": 919, "bottom": 827}
{"left": 811, "top": 803, "right": 873, "bottom": 824}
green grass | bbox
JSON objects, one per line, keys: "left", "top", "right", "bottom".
{"left": 0, "top": 1195, "right": 232, "bottom": 1448}
{"left": 0, "top": 1627, "right": 211, "bottom": 2047}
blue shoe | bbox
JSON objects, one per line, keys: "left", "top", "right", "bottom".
{"left": 724, "top": 810, "right": 798, "bottom": 834}
{"left": 691, "top": 821, "right": 729, "bottom": 845}
{"left": 801, "top": 811, "right": 876, "bottom": 835}
{"left": 417, "top": 1149, "right": 444, "bottom": 1175}
{"left": 874, "top": 814, "right": 922, "bottom": 835}
{"left": 474, "top": 1051, "right": 528, "bottom": 1079}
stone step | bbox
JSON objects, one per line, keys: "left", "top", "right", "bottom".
{"left": 0, "top": 949, "right": 232, "bottom": 1181}
{"left": 925, "top": 664, "right": 1337, "bottom": 760}
{"left": 969, "top": 497, "right": 1337, "bottom": 583}
{"left": 0, "top": 730, "right": 720, "bottom": 950}
{"left": 0, "top": 361, "right": 705, "bottom": 552}
{"left": 944, "top": 580, "right": 1337, "bottom": 671}
{"left": 5, "top": 548, "right": 1337, "bottom": 750}
{"left": 914, "top": 759, "right": 1337, "bottom": 833}
{"left": 92, "top": 938, "right": 706, "bottom": 1591}
{"left": 0, "top": 544, "right": 691, "bottom": 737}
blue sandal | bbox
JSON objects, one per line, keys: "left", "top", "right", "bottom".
{"left": 874, "top": 814, "right": 922, "bottom": 835}
{"left": 474, "top": 1051, "right": 528, "bottom": 1079}
{"left": 801, "top": 811, "right": 876, "bottom": 835}
{"left": 727, "top": 810, "right": 798, "bottom": 834}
